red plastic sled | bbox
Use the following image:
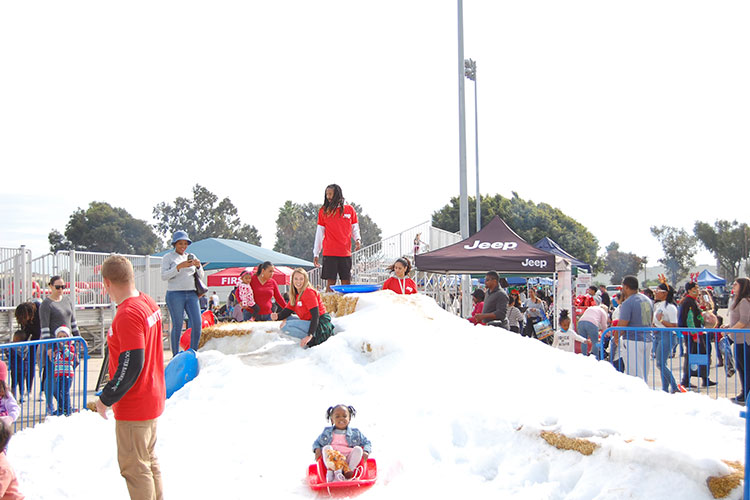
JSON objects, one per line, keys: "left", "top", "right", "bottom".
{"left": 307, "top": 457, "right": 377, "bottom": 494}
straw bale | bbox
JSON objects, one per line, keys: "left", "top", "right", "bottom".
{"left": 198, "top": 321, "right": 255, "bottom": 349}
{"left": 321, "top": 292, "right": 359, "bottom": 318}
{"left": 707, "top": 460, "right": 743, "bottom": 499}
{"left": 540, "top": 430, "right": 598, "bottom": 456}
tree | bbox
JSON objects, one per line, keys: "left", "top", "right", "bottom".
{"left": 602, "top": 242, "right": 648, "bottom": 285}
{"left": 693, "top": 220, "right": 750, "bottom": 282}
{"left": 650, "top": 225, "right": 698, "bottom": 285}
{"left": 432, "top": 192, "right": 600, "bottom": 270}
{"left": 48, "top": 202, "right": 160, "bottom": 254}
{"left": 273, "top": 201, "right": 382, "bottom": 260}
{"left": 153, "top": 184, "right": 261, "bottom": 246}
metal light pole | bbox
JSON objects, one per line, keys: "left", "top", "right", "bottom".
{"left": 464, "top": 58, "right": 480, "bottom": 233}
{"left": 457, "top": 0, "right": 469, "bottom": 239}
{"left": 457, "top": 0, "right": 470, "bottom": 318}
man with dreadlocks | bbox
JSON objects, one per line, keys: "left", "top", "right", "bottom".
{"left": 313, "top": 184, "right": 362, "bottom": 291}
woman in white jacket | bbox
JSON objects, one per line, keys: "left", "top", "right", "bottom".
{"left": 161, "top": 231, "right": 205, "bottom": 355}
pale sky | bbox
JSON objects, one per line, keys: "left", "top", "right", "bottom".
{"left": 1, "top": 1, "right": 748, "bottom": 266}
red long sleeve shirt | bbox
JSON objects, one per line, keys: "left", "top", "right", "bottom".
{"left": 250, "top": 275, "right": 288, "bottom": 315}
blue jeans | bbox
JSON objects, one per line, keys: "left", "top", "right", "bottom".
{"left": 41, "top": 353, "right": 55, "bottom": 414}
{"left": 654, "top": 332, "right": 678, "bottom": 393}
{"left": 577, "top": 320, "right": 599, "bottom": 356}
{"left": 54, "top": 376, "right": 72, "bottom": 416}
{"left": 166, "top": 290, "right": 202, "bottom": 355}
{"left": 281, "top": 318, "right": 311, "bottom": 339}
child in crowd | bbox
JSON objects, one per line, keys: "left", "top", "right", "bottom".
{"left": 382, "top": 257, "right": 417, "bottom": 295}
{"left": 313, "top": 405, "right": 372, "bottom": 482}
{"left": 552, "top": 310, "right": 591, "bottom": 353}
{"left": 236, "top": 269, "right": 257, "bottom": 322}
{"left": 0, "top": 380, "right": 20, "bottom": 428}
{"left": 468, "top": 289, "right": 485, "bottom": 325}
{"left": 8, "top": 332, "right": 27, "bottom": 404}
{"left": 52, "top": 326, "right": 76, "bottom": 416}
{"left": 0, "top": 422, "right": 23, "bottom": 499}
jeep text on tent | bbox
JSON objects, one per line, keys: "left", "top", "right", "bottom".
{"left": 463, "top": 240, "right": 518, "bottom": 251}
{"left": 521, "top": 258, "right": 547, "bottom": 268}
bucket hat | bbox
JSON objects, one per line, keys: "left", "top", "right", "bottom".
{"left": 171, "top": 230, "right": 192, "bottom": 246}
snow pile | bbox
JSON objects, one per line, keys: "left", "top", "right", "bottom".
{"left": 9, "top": 291, "right": 746, "bottom": 499}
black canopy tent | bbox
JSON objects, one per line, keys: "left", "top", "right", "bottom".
{"left": 414, "top": 216, "right": 557, "bottom": 274}
{"left": 414, "top": 216, "right": 573, "bottom": 323}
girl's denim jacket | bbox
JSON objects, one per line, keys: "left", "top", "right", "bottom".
{"left": 313, "top": 426, "right": 372, "bottom": 454}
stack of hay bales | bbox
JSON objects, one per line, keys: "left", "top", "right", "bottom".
{"left": 321, "top": 292, "right": 359, "bottom": 317}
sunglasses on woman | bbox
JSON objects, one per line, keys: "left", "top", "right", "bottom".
{"left": 54, "top": 285, "right": 65, "bottom": 290}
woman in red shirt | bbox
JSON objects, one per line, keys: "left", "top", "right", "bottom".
{"left": 382, "top": 257, "right": 418, "bottom": 295}
{"left": 272, "top": 269, "right": 335, "bottom": 348}
{"left": 250, "top": 261, "right": 288, "bottom": 321}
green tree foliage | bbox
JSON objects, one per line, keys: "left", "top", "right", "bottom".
{"left": 693, "top": 220, "right": 750, "bottom": 282}
{"left": 153, "top": 184, "right": 261, "bottom": 246}
{"left": 48, "top": 202, "right": 160, "bottom": 254}
{"left": 432, "top": 192, "right": 600, "bottom": 270}
{"left": 602, "top": 242, "right": 647, "bottom": 285}
{"left": 650, "top": 225, "right": 698, "bottom": 285}
{"left": 273, "top": 201, "right": 382, "bottom": 260}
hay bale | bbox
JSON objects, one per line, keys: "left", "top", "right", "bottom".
{"left": 540, "top": 430, "right": 598, "bottom": 456}
{"left": 321, "top": 293, "right": 338, "bottom": 316}
{"left": 198, "top": 321, "right": 256, "bottom": 349}
{"left": 707, "top": 460, "right": 743, "bottom": 499}
{"left": 320, "top": 293, "right": 359, "bottom": 318}
{"left": 337, "top": 295, "right": 359, "bottom": 317}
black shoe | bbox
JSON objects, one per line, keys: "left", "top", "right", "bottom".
{"left": 731, "top": 396, "right": 746, "bottom": 405}
{"left": 704, "top": 380, "right": 718, "bottom": 387}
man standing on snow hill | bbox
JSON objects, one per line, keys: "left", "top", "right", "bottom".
{"left": 313, "top": 184, "right": 362, "bottom": 292}
{"left": 96, "top": 255, "right": 166, "bottom": 500}
{"left": 472, "top": 272, "right": 509, "bottom": 329}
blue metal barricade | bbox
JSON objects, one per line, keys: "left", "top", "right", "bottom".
{"left": 596, "top": 326, "right": 750, "bottom": 495}
{"left": 598, "top": 327, "right": 750, "bottom": 400}
{"left": 0, "top": 337, "right": 88, "bottom": 431}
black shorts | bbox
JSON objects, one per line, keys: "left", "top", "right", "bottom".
{"left": 321, "top": 255, "right": 352, "bottom": 281}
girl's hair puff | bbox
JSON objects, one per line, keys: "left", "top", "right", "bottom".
{"left": 326, "top": 404, "right": 357, "bottom": 422}
{"left": 558, "top": 309, "right": 570, "bottom": 323}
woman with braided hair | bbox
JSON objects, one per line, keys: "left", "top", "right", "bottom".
{"left": 313, "top": 184, "right": 362, "bottom": 291}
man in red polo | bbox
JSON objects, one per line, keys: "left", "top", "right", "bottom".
{"left": 96, "top": 255, "right": 165, "bottom": 500}
{"left": 313, "top": 184, "right": 361, "bottom": 291}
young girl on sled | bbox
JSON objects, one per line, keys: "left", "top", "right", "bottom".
{"left": 312, "top": 405, "right": 372, "bottom": 482}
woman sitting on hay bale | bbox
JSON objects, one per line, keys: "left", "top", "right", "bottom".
{"left": 271, "top": 268, "right": 335, "bottom": 348}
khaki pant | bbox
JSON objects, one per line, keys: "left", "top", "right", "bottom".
{"left": 116, "top": 419, "right": 163, "bottom": 500}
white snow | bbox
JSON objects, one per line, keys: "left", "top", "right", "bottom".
{"left": 8, "top": 291, "right": 746, "bottom": 499}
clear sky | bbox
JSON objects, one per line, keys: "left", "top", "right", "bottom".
{"left": 1, "top": 1, "right": 747, "bottom": 266}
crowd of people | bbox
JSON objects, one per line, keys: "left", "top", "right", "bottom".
{"left": 466, "top": 268, "right": 750, "bottom": 404}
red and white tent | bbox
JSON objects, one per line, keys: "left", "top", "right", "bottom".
{"left": 206, "top": 266, "right": 294, "bottom": 287}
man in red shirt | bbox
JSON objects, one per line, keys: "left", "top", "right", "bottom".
{"left": 96, "top": 256, "right": 166, "bottom": 500}
{"left": 313, "top": 184, "right": 361, "bottom": 291}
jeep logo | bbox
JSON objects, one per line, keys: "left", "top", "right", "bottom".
{"left": 464, "top": 240, "right": 518, "bottom": 251}
{"left": 521, "top": 258, "right": 547, "bottom": 268}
